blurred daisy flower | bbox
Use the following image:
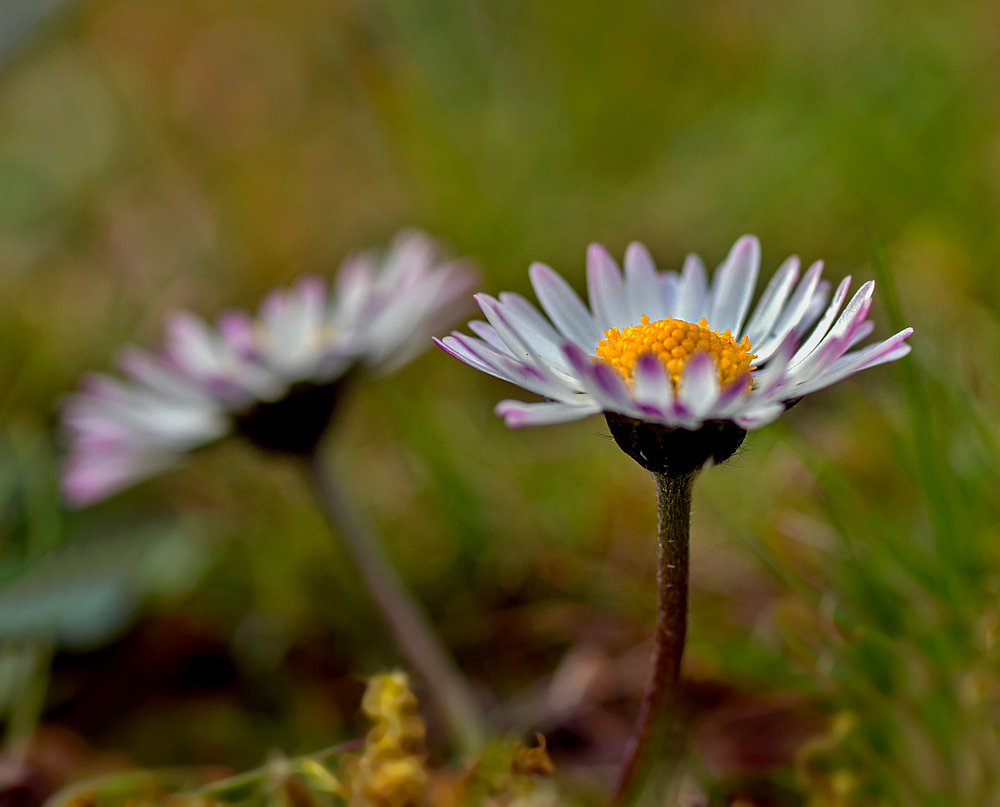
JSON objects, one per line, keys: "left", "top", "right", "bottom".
{"left": 62, "top": 229, "right": 476, "bottom": 506}
{"left": 438, "top": 235, "right": 912, "bottom": 473}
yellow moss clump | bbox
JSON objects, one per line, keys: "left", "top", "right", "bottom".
{"left": 340, "top": 673, "right": 558, "bottom": 807}
{"left": 346, "top": 672, "right": 428, "bottom": 807}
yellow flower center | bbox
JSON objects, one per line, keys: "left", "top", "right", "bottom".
{"left": 595, "top": 315, "right": 756, "bottom": 388}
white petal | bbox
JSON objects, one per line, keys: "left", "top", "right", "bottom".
{"left": 272, "top": 275, "right": 328, "bottom": 373}
{"left": 586, "top": 243, "right": 630, "bottom": 330}
{"left": 496, "top": 291, "right": 574, "bottom": 371}
{"left": 743, "top": 255, "right": 799, "bottom": 345}
{"left": 379, "top": 229, "right": 436, "bottom": 288}
{"left": 708, "top": 235, "right": 760, "bottom": 335}
{"left": 332, "top": 253, "right": 374, "bottom": 326}
{"left": 776, "top": 262, "right": 827, "bottom": 333}
{"left": 675, "top": 253, "right": 708, "bottom": 322}
{"left": 529, "top": 262, "right": 600, "bottom": 349}
{"left": 623, "top": 242, "right": 665, "bottom": 323}
{"left": 659, "top": 272, "right": 680, "bottom": 316}
{"left": 467, "top": 320, "right": 515, "bottom": 356}
{"left": 734, "top": 402, "right": 786, "bottom": 430}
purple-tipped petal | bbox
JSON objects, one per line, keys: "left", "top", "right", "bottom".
{"left": 712, "top": 374, "right": 753, "bottom": 419}
{"left": 631, "top": 353, "right": 674, "bottom": 415}
{"left": 333, "top": 252, "right": 374, "bottom": 323}
{"left": 436, "top": 333, "right": 522, "bottom": 383}
{"left": 293, "top": 274, "right": 328, "bottom": 313}
{"left": 77, "top": 373, "right": 133, "bottom": 403}
{"left": 62, "top": 450, "right": 177, "bottom": 508}
{"left": 445, "top": 332, "right": 567, "bottom": 399}
{"left": 734, "top": 402, "right": 786, "bottom": 430}
{"left": 165, "top": 311, "right": 222, "bottom": 378}
{"left": 561, "top": 343, "right": 632, "bottom": 411}
{"left": 216, "top": 309, "right": 256, "bottom": 358}
{"left": 561, "top": 341, "right": 596, "bottom": 378}
{"left": 677, "top": 352, "right": 720, "bottom": 419}
{"left": 592, "top": 361, "right": 634, "bottom": 409}
{"left": 800, "top": 279, "right": 833, "bottom": 333}
{"left": 495, "top": 398, "right": 600, "bottom": 428}
{"left": 258, "top": 288, "right": 288, "bottom": 328}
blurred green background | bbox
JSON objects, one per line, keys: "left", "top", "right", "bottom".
{"left": 1, "top": 1, "right": 1000, "bottom": 805}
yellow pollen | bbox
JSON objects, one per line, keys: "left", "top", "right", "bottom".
{"left": 595, "top": 315, "right": 756, "bottom": 388}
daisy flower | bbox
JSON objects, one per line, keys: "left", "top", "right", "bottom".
{"left": 438, "top": 234, "right": 912, "bottom": 801}
{"left": 62, "top": 230, "right": 487, "bottom": 755}
{"left": 62, "top": 229, "right": 476, "bottom": 506}
{"left": 437, "top": 235, "right": 912, "bottom": 473}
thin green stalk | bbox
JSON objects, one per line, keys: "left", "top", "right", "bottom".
{"left": 45, "top": 739, "right": 366, "bottom": 807}
{"left": 305, "top": 449, "right": 485, "bottom": 755}
{"left": 182, "top": 739, "right": 363, "bottom": 800}
{"left": 3, "top": 640, "right": 52, "bottom": 767}
{"left": 611, "top": 470, "right": 696, "bottom": 807}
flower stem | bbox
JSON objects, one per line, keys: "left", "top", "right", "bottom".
{"left": 305, "top": 449, "right": 485, "bottom": 755}
{"left": 611, "top": 470, "right": 696, "bottom": 807}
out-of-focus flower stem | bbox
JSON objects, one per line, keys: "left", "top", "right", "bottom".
{"left": 611, "top": 470, "right": 695, "bottom": 807}
{"left": 305, "top": 449, "right": 485, "bottom": 756}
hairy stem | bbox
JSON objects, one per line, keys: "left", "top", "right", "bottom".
{"left": 611, "top": 470, "right": 696, "bottom": 807}
{"left": 306, "top": 449, "right": 485, "bottom": 755}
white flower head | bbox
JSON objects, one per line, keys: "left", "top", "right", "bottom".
{"left": 437, "top": 236, "right": 912, "bottom": 473}
{"left": 62, "top": 229, "right": 477, "bottom": 506}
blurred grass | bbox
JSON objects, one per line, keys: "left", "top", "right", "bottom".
{"left": 0, "top": 0, "right": 999, "bottom": 803}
